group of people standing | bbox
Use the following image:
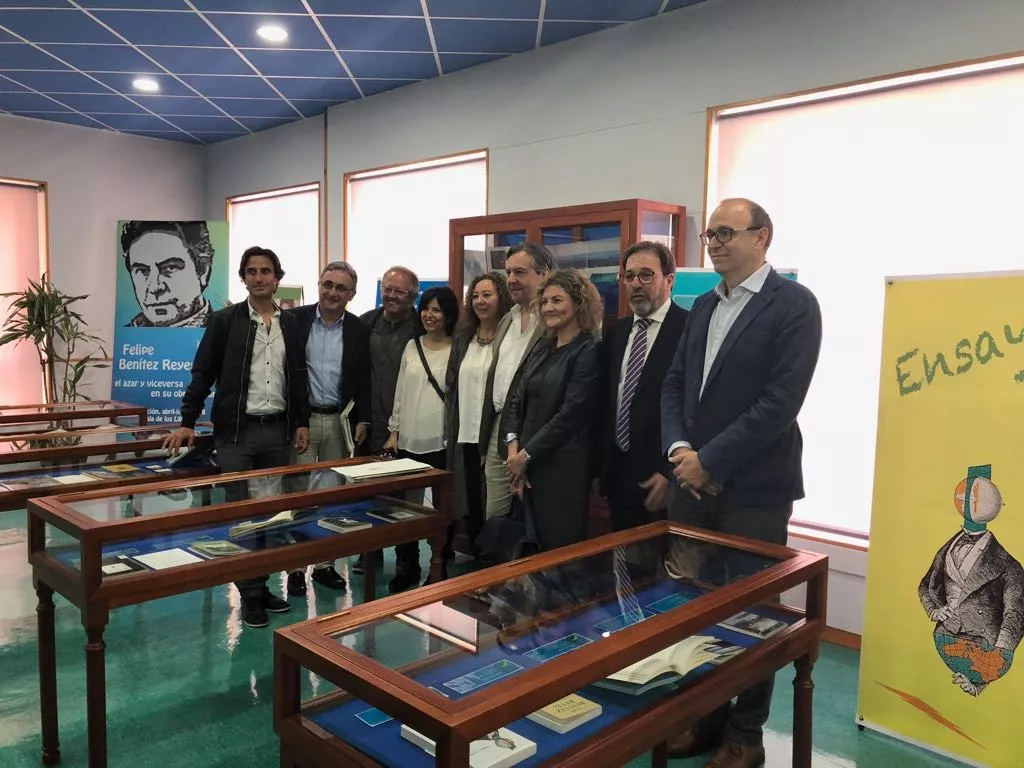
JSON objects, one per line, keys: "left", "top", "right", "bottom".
{"left": 163, "top": 196, "right": 821, "bottom": 768}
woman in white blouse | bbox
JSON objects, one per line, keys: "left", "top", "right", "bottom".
{"left": 383, "top": 285, "right": 459, "bottom": 592}
{"left": 444, "top": 272, "right": 513, "bottom": 560}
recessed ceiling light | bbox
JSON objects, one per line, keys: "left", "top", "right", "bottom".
{"left": 257, "top": 24, "right": 288, "bottom": 43}
{"left": 132, "top": 77, "right": 160, "bottom": 93}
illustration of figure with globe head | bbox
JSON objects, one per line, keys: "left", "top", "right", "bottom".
{"left": 918, "top": 465, "right": 1024, "bottom": 696}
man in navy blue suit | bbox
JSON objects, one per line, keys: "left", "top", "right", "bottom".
{"left": 660, "top": 198, "right": 822, "bottom": 768}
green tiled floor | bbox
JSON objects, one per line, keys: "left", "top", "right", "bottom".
{"left": 0, "top": 509, "right": 965, "bottom": 767}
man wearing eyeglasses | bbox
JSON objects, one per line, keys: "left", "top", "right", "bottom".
{"left": 284, "top": 261, "right": 371, "bottom": 596}
{"left": 598, "top": 241, "right": 687, "bottom": 531}
{"left": 660, "top": 199, "right": 821, "bottom": 768}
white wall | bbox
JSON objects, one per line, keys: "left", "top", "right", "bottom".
{"left": 0, "top": 113, "right": 205, "bottom": 400}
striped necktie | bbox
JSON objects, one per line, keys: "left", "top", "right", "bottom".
{"left": 615, "top": 317, "right": 653, "bottom": 452}
{"left": 613, "top": 546, "right": 644, "bottom": 625}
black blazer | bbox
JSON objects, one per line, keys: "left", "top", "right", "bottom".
{"left": 286, "top": 304, "right": 371, "bottom": 427}
{"left": 660, "top": 268, "right": 822, "bottom": 506}
{"left": 599, "top": 301, "right": 688, "bottom": 485}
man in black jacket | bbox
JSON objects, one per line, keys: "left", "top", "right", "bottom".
{"left": 285, "top": 261, "right": 371, "bottom": 596}
{"left": 164, "top": 246, "right": 310, "bottom": 629}
{"left": 599, "top": 241, "right": 687, "bottom": 531}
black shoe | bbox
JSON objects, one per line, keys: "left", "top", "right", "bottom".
{"left": 388, "top": 568, "right": 422, "bottom": 594}
{"left": 287, "top": 570, "right": 307, "bottom": 596}
{"left": 241, "top": 599, "right": 268, "bottom": 628}
{"left": 262, "top": 589, "right": 292, "bottom": 613}
{"left": 311, "top": 565, "right": 347, "bottom": 590}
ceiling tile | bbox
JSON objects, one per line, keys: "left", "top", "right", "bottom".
{"left": 95, "top": 112, "right": 179, "bottom": 130}
{"left": 164, "top": 113, "right": 244, "bottom": 131}
{"left": 0, "top": 73, "right": 28, "bottom": 90}
{"left": 0, "top": 28, "right": 16, "bottom": 41}
{"left": 0, "top": 9, "right": 123, "bottom": 44}
{"left": 0, "top": 91, "right": 71, "bottom": 111}
{"left": 665, "top": 0, "right": 710, "bottom": 9}
{"left": 541, "top": 20, "right": 619, "bottom": 46}
{"left": 342, "top": 51, "right": 436, "bottom": 79}
{"left": 357, "top": 78, "right": 417, "bottom": 97}
{"left": 211, "top": 96, "right": 298, "bottom": 118}
{"left": 78, "top": 1, "right": 190, "bottom": 10}
{"left": 91, "top": 10, "right": 226, "bottom": 46}
{"left": 291, "top": 98, "right": 333, "bottom": 117}
{"left": 319, "top": 16, "right": 431, "bottom": 52}
{"left": 131, "top": 95, "right": 223, "bottom": 115}
{"left": 188, "top": 130, "right": 247, "bottom": 142}
{"left": 40, "top": 43, "right": 159, "bottom": 72}
{"left": 3, "top": 70, "right": 111, "bottom": 93}
{"left": 0, "top": 0, "right": 71, "bottom": 7}
{"left": 269, "top": 75, "right": 357, "bottom": 101}
{"left": 10, "top": 112, "right": 109, "bottom": 130}
{"left": 90, "top": 71, "right": 194, "bottom": 96}
{"left": 190, "top": 0, "right": 307, "bottom": 11}
{"left": 53, "top": 92, "right": 148, "bottom": 112}
{"left": 0, "top": 43, "right": 69, "bottom": 69}
{"left": 431, "top": 19, "right": 536, "bottom": 54}
{"left": 206, "top": 12, "right": 329, "bottom": 50}
{"left": 243, "top": 49, "right": 342, "bottom": 77}
{"left": 545, "top": 0, "right": 663, "bottom": 22}
{"left": 439, "top": 51, "right": 505, "bottom": 74}
{"left": 235, "top": 114, "right": 299, "bottom": 131}
{"left": 307, "top": 0, "right": 422, "bottom": 15}
{"left": 426, "top": 0, "right": 541, "bottom": 20}
{"left": 142, "top": 45, "right": 252, "bottom": 75}
{"left": 121, "top": 128, "right": 202, "bottom": 142}
{"left": 180, "top": 74, "right": 277, "bottom": 97}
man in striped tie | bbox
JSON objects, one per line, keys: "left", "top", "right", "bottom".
{"left": 598, "top": 241, "right": 688, "bottom": 532}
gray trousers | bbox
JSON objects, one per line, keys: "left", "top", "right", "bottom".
{"left": 667, "top": 484, "right": 792, "bottom": 745}
{"left": 216, "top": 419, "right": 291, "bottom": 601}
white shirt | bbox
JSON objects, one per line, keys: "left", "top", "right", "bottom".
{"left": 669, "top": 262, "right": 772, "bottom": 456}
{"left": 388, "top": 339, "right": 451, "bottom": 454}
{"left": 616, "top": 297, "right": 672, "bottom": 417}
{"left": 245, "top": 300, "right": 287, "bottom": 416}
{"left": 457, "top": 340, "right": 494, "bottom": 444}
{"left": 491, "top": 306, "right": 538, "bottom": 412}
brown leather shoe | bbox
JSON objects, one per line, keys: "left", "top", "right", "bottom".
{"left": 705, "top": 740, "right": 765, "bottom": 768}
{"left": 665, "top": 726, "right": 721, "bottom": 758}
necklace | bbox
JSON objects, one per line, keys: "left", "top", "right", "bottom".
{"left": 474, "top": 332, "right": 495, "bottom": 345}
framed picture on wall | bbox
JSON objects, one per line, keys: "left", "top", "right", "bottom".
{"left": 275, "top": 285, "right": 304, "bottom": 311}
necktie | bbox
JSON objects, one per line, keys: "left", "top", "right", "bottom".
{"left": 616, "top": 318, "right": 653, "bottom": 452}
{"left": 613, "top": 546, "right": 644, "bottom": 625}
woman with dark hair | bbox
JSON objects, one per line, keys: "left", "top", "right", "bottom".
{"left": 384, "top": 285, "right": 459, "bottom": 590}
{"left": 503, "top": 269, "right": 603, "bottom": 551}
{"left": 444, "top": 272, "right": 513, "bottom": 558}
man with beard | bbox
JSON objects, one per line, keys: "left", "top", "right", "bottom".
{"left": 598, "top": 241, "right": 687, "bottom": 531}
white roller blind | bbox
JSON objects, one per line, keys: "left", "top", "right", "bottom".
{"left": 710, "top": 63, "right": 1024, "bottom": 535}
{"left": 345, "top": 152, "right": 487, "bottom": 316}
{"left": 228, "top": 184, "right": 320, "bottom": 307}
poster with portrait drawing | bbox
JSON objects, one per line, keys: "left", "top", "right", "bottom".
{"left": 111, "top": 221, "right": 229, "bottom": 424}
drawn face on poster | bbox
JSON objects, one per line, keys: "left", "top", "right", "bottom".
{"left": 120, "top": 221, "right": 215, "bottom": 328}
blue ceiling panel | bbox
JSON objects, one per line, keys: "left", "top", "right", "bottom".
{"left": 541, "top": 21, "right": 619, "bottom": 46}
{"left": 0, "top": 0, "right": 709, "bottom": 143}
{"left": 269, "top": 76, "right": 357, "bottom": 101}
{"left": 546, "top": 0, "right": 664, "bottom": 22}
{"left": 426, "top": 0, "right": 541, "bottom": 20}
{"left": 343, "top": 51, "right": 436, "bottom": 79}
{"left": 243, "top": 49, "right": 342, "bottom": 78}
{"left": 142, "top": 45, "right": 251, "bottom": 75}
{"left": 319, "top": 17, "right": 431, "bottom": 52}
{"left": 0, "top": 10, "right": 122, "bottom": 44}
{"left": 92, "top": 11, "right": 226, "bottom": 46}
{"left": 211, "top": 97, "right": 297, "bottom": 118}
{"left": 0, "top": 92, "right": 71, "bottom": 111}
{"left": 431, "top": 19, "right": 536, "bottom": 54}
{"left": 306, "top": 0, "right": 422, "bottom": 15}
{"left": 208, "top": 13, "right": 329, "bottom": 50}
{"left": 40, "top": 43, "right": 158, "bottom": 72}
{"left": 12, "top": 112, "right": 108, "bottom": 129}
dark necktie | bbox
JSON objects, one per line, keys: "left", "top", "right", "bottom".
{"left": 616, "top": 318, "right": 653, "bottom": 452}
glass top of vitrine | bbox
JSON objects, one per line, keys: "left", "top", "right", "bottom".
{"left": 0, "top": 400, "right": 136, "bottom": 413}
{"left": 0, "top": 424, "right": 210, "bottom": 455}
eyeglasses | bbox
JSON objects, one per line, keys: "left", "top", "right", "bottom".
{"left": 320, "top": 280, "right": 354, "bottom": 294}
{"left": 382, "top": 286, "right": 411, "bottom": 297}
{"left": 699, "top": 226, "right": 763, "bottom": 246}
{"left": 620, "top": 269, "right": 664, "bottom": 285}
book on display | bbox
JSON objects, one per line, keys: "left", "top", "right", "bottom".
{"left": 400, "top": 725, "right": 536, "bottom": 768}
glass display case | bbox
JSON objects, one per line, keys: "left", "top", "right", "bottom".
{"left": 274, "top": 522, "right": 827, "bottom": 768}
{"left": 0, "top": 399, "right": 147, "bottom": 435}
{"left": 0, "top": 424, "right": 215, "bottom": 510}
{"left": 449, "top": 199, "right": 687, "bottom": 325}
{"left": 27, "top": 457, "right": 453, "bottom": 768}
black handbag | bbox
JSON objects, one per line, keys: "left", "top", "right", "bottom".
{"left": 476, "top": 493, "right": 540, "bottom": 563}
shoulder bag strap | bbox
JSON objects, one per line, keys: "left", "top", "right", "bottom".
{"left": 415, "top": 336, "right": 446, "bottom": 401}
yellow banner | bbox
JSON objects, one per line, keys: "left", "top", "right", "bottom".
{"left": 858, "top": 273, "right": 1024, "bottom": 766}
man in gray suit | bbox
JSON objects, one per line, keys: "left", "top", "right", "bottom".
{"left": 478, "top": 242, "right": 555, "bottom": 522}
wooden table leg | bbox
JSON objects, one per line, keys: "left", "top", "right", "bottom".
{"left": 650, "top": 741, "right": 668, "bottom": 768}
{"left": 428, "top": 529, "right": 445, "bottom": 584}
{"left": 792, "top": 652, "right": 814, "bottom": 768}
{"left": 36, "top": 581, "right": 61, "bottom": 765}
{"left": 84, "top": 609, "right": 110, "bottom": 768}
{"left": 361, "top": 549, "right": 378, "bottom": 605}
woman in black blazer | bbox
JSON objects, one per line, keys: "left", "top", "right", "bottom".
{"left": 504, "top": 269, "right": 603, "bottom": 551}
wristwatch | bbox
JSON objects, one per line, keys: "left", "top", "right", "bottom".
{"left": 504, "top": 433, "right": 518, "bottom": 444}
